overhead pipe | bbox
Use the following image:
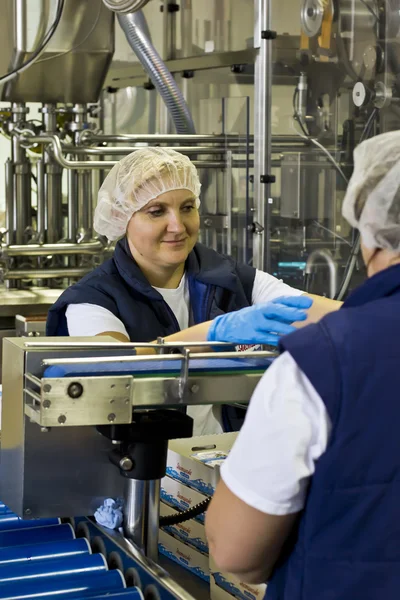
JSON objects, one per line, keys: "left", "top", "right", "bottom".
{"left": 17, "top": 131, "right": 226, "bottom": 169}
{"left": 117, "top": 11, "right": 196, "bottom": 134}
{"left": 3, "top": 267, "right": 91, "bottom": 280}
{"left": 1, "top": 240, "right": 105, "bottom": 258}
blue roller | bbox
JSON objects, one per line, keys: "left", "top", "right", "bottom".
{"left": 0, "top": 569, "right": 125, "bottom": 599}
{"left": 75, "top": 590, "right": 144, "bottom": 600}
{"left": 0, "top": 507, "right": 13, "bottom": 516}
{"left": 0, "top": 552, "right": 107, "bottom": 584}
{"left": 0, "top": 514, "right": 60, "bottom": 530}
{"left": 44, "top": 356, "right": 272, "bottom": 379}
{"left": 0, "top": 537, "right": 90, "bottom": 566}
{"left": 0, "top": 523, "right": 75, "bottom": 547}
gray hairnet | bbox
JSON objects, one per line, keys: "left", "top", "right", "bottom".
{"left": 342, "top": 130, "right": 400, "bottom": 251}
{"left": 94, "top": 147, "right": 201, "bottom": 241}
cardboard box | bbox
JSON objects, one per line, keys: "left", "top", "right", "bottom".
{"left": 210, "top": 558, "right": 267, "bottom": 600}
{"left": 160, "top": 475, "right": 209, "bottom": 524}
{"left": 160, "top": 501, "right": 208, "bottom": 555}
{"left": 166, "top": 433, "right": 238, "bottom": 496}
{"left": 158, "top": 528, "right": 210, "bottom": 583}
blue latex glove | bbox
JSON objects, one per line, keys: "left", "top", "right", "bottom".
{"left": 94, "top": 498, "right": 124, "bottom": 530}
{"left": 207, "top": 295, "right": 313, "bottom": 346}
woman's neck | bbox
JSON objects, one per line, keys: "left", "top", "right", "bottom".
{"left": 144, "top": 263, "right": 185, "bottom": 289}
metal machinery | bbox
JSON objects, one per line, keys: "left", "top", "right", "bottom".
{"left": 0, "top": 336, "right": 274, "bottom": 598}
{"left": 0, "top": 0, "right": 398, "bottom": 597}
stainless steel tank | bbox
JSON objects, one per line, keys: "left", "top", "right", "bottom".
{"left": 0, "top": 0, "right": 114, "bottom": 104}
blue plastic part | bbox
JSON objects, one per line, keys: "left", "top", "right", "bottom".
{"left": 0, "top": 552, "right": 107, "bottom": 584}
{"left": 43, "top": 356, "right": 272, "bottom": 379}
{"left": 0, "top": 523, "right": 75, "bottom": 547}
{"left": 0, "top": 514, "right": 60, "bottom": 530}
{"left": 0, "top": 538, "right": 90, "bottom": 566}
{"left": 0, "top": 569, "right": 125, "bottom": 599}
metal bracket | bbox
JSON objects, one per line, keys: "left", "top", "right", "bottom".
{"left": 261, "top": 30, "right": 277, "bottom": 40}
{"left": 25, "top": 375, "right": 133, "bottom": 427}
{"left": 260, "top": 174, "right": 276, "bottom": 183}
{"left": 178, "top": 349, "right": 190, "bottom": 399}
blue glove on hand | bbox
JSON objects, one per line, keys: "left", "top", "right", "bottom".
{"left": 207, "top": 295, "right": 313, "bottom": 346}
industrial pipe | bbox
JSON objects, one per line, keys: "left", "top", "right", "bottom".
{"left": 1, "top": 240, "right": 105, "bottom": 258}
{"left": 117, "top": 11, "right": 196, "bottom": 134}
{"left": 68, "top": 146, "right": 230, "bottom": 155}
{"left": 3, "top": 267, "right": 91, "bottom": 280}
{"left": 102, "top": 0, "right": 151, "bottom": 13}
{"left": 305, "top": 249, "right": 338, "bottom": 299}
{"left": 81, "top": 132, "right": 306, "bottom": 144}
{"left": 17, "top": 132, "right": 226, "bottom": 170}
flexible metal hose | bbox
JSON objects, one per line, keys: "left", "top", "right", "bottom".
{"left": 117, "top": 12, "right": 196, "bottom": 134}
{"left": 102, "top": 0, "right": 151, "bottom": 13}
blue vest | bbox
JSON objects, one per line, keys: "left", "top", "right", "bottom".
{"left": 46, "top": 238, "right": 256, "bottom": 431}
{"left": 267, "top": 264, "right": 400, "bottom": 600}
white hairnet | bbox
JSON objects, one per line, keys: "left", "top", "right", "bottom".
{"left": 94, "top": 147, "right": 201, "bottom": 241}
{"left": 342, "top": 130, "right": 400, "bottom": 251}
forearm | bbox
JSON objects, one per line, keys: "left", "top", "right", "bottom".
{"left": 97, "top": 321, "right": 214, "bottom": 355}
{"left": 296, "top": 294, "right": 341, "bottom": 328}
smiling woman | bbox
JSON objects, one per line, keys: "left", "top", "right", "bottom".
{"left": 46, "top": 147, "right": 340, "bottom": 435}
{"left": 127, "top": 189, "right": 200, "bottom": 289}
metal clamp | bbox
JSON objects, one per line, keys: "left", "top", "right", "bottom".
{"left": 178, "top": 348, "right": 190, "bottom": 399}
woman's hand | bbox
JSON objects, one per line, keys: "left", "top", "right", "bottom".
{"left": 207, "top": 296, "right": 313, "bottom": 346}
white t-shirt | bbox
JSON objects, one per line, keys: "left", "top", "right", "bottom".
{"left": 221, "top": 351, "right": 331, "bottom": 514}
{"left": 65, "top": 269, "right": 305, "bottom": 436}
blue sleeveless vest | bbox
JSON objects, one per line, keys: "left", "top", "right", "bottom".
{"left": 46, "top": 238, "right": 256, "bottom": 431}
{"left": 267, "top": 264, "right": 400, "bottom": 600}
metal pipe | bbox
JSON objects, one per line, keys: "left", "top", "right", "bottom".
{"left": 69, "top": 146, "right": 233, "bottom": 155}
{"left": 81, "top": 132, "right": 306, "bottom": 144}
{"left": 123, "top": 478, "right": 160, "bottom": 561}
{"left": 118, "top": 11, "right": 195, "bottom": 134}
{"left": 42, "top": 104, "right": 63, "bottom": 243}
{"left": 18, "top": 133, "right": 226, "bottom": 169}
{"left": 1, "top": 240, "right": 104, "bottom": 257}
{"left": 12, "top": 103, "right": 30, "bottom": 245}
{"left": 36, "top": 159, "right": 45, "bottom": 243}
{"left": 3, "top": 267, "right": 91, "bottom": 280}
{"left": 253, "top": 0, "right": 273, "bottom": 271}
{"left": 77, "top": 171, "right": 92, "bottom": 239}
{"left": 305, "top": 249, "right": 338, "bottom": 299}
{"left": 67, "top": 167, "right": 78, "bottom": 241}
{"left": 5, "top": 160, "right": 14, "bottom": 246}
{"left": 335, "top": 234, "right": 361, "bottom": 301}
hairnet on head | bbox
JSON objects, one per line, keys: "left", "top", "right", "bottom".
{"left": 94, "top": 147, "right": 201, "bottom": 241}
{"left": 342, "top": 130, "right": 400, "bottom": 251}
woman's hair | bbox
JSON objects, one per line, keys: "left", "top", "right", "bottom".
{"left": 93, "top": 147, "right": 201, "bottom": 241}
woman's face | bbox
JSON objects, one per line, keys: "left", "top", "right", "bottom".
{"left": 126, "top": 188, "right": 200, "bottom": 271}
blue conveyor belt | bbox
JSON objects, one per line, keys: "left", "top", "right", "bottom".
{"left": 0, "top": 503, "right": 205, "bottom": 600}
{"left": 44, "top": 356, "right": 272, "bottom": 379}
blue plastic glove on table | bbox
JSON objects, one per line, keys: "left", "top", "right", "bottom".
{"left": 94, "top": 499, "right": 124, "bottom": 530}
{"left": 207, "top": 295, "right": 313, "bottom": 346}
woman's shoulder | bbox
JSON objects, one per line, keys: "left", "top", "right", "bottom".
{"left": 194, "top": 243, "right": 255, "bottom": 274}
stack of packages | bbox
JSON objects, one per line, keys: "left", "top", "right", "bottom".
{"left": 159, "top": 433, "right": 267, "bottom": 600}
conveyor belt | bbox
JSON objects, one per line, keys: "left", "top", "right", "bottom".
{"left": 0, "top": 503, "right": 201, "bottom": 600}
{"left": 43, "top": 357, "right": 272, "bottom": 379}
{"left": 0, "top": 504, "right": 147, "bottom": 599}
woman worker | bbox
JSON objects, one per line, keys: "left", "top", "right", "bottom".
{"left": 206, "top": 130, "right": 400, "bottom": 600}
{"left": 47, "top": 147, "right": 339, "bottom": 435}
